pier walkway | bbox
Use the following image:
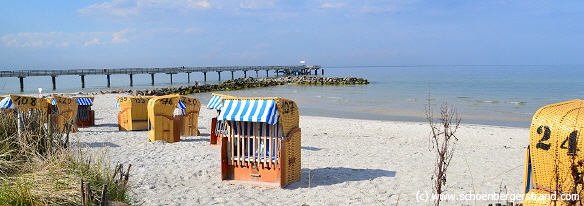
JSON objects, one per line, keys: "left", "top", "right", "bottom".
{"left": 0, "top": 65, "right": 321, "bottom": 91}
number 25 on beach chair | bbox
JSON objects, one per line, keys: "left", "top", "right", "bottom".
{"left": 218, "top": 97, "right": 301, "bottom": 188}
{"left": 524, "top": 99, "right": 584, "bottom": 206}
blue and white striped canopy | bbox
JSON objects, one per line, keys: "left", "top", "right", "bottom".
{"left": 177, "top": 99, "right": 186, "bottom": 115}
{"left": 76, "top": 97, "right": 93, "bottom": 106}
{"left": 178, "top": 99, "right": 186, "bottom": 109}
{"left": 207, "top": 95, "right": 223, "bottom": 110}
{"left": 0, "top": 97, "right": 14, "bottom": 109}
{"left": 218, "top": 99, "right": 280, "bottom": 125}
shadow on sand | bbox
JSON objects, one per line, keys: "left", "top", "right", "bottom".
{"left": 93, "top": 123, "right": 119, "bottom": 128}
{"left": 286, "top": 167, "right": 396, "bottom": 189}
{"left": 76, "top": 141, "right": 120, "bottom": 148}
{"left": 301, "top": 146, "right": 322, "bottom": 151}
{"left": 180, "top": 137, "right": 209, "bottom": 143}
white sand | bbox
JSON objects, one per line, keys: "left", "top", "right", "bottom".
{"left": 74, "top": 94, "right": 529, "bottom": 205}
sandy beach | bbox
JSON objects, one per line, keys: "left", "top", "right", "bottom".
{"left": 73, "top": 94, "right": 529, "bottom": 205}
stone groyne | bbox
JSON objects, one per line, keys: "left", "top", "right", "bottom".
{"left": 100, "top": 76, "right": 369, "bottom": 96}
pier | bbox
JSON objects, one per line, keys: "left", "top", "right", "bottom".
{"left": 0, "top": 65, "right": 321, "bottom": 91}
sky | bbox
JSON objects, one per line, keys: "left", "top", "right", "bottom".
{"left": 1, "top": 0, "right": 583, "bottom": 70}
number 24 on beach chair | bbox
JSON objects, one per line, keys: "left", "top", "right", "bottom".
{"left": 524, "top": 99, "right": 584, "bottom": 205}
{"left": 218, "top": 97, "right": 301, "bottom": 188}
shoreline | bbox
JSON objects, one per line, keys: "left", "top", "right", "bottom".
{"left": 23, "top": 87, "right": 534, "bottom": 129}
{"left": 11, "top": 74, "right": 534, "bottom": 128}
{"left": 76, "top": 94, "right": 528, "bottom": 205}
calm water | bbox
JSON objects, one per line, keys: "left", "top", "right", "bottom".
{"left": 2, "top": 65, "right": 583, "bottom": 128}
{"left": 193, "top": 65, "right": 584, "bottom": 128}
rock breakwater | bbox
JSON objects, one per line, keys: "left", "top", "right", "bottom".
{"left": 99, "top": 76, "right": 369, "bottom": 96}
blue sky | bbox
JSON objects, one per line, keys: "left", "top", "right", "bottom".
{"left": 1, "top": 0, "right": 583, "bottom": 69}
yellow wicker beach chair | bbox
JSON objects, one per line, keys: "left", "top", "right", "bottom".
{"left": 524, "top": 99, "right": 584, "bottom": 206}
{"left": 0, "top": 94, "right": 45, "bottom": 111}
{"left": 49, "top": 95, "right": 78, "bottom": 133}
{"left": 147, "top": 95, "right": 199, "bottom": 143}
{"left": 219, "top": 97, "right": 301, "bottom": 188}
{"left": 207, "top": 93, "right": 237, "bottom": 145}
{"left": 72, "top": 96, "right": 95, "bottom": 127}
{"left": 117, "top": 96, "right": 154, "bottom": 131}
{"left": 176, "top": 96, "right": 201, "bottom": 136}
{"left": 147, "top": 95, "right": 181, "bottom": 143}
{"left": 1, "top": 94, "right": 50, "bottom": 119}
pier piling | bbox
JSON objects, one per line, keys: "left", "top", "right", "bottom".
{"left": 203, "top": 72, "right": 207, "bottom": 81}
{"left": 129, "top": 74, "right": 133, "bottom": 87}
{"left": 231, "top": 71, "right": 234, "bottom": 80}
{"left": 150, "top": 73, "right": 155, "bottom": 85}
{"left": 244, "top": 71, "right": 247, "bottom": 78}
{"left": 255, "top": 70, "right": 259, "bottom": 78}
{"left": 51, "top": 76, "right": 56, "bottom": 90}
{"left": 169, "top": 74, "right": 173, "bottom": 84}
{"left": 217, "top": 71, "right": 221, "bottom": 81}
{"left": 80, "top": 75, "right": 86, "bottom": 88}
{"left": 187, "top": 72, "right": 191, "bottom": 83}
{"left": 19, "top": 77, "right": 24, "bottom": 92}
{"left": 107, "top": 75, "right": 111, "bottom": 87}
{"left": 266, "top": 70, "right": 269, "bottom": 77}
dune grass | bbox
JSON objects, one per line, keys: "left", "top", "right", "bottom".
{"left": 0, "top": 109, "right": 131, "bottom": 205}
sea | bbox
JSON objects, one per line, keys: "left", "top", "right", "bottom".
{"left": 2, "top": 65, "right": 583, "bottom": 128}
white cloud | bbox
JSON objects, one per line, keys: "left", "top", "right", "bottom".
{"left": 84, "top": 38, "right": 102, "bottom": 47}
{"left": 78, "top": 0, "right": 139, "bottom": 17}
{"left": 0, "top": 29, "right": 132, "bottom": 48}
{"left": 359, "top": 5, "right": 397, "bottom": 13}
{"left": 112, "top": 29, "right": 131, "bottom": 44}
{"left": 239, "top": 0, "right": 275, "bottom": 9}
{"left": 189, "top": 0, "right": 210, "bottom": 9}
{"left": 79, "top": 0, "right": 212, "bottom": 16}
{"left": 320, "top": 3, "right": 346, "bottom": 9}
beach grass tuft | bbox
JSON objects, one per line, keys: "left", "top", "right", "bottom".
{"left": 0, "top": 108, "right": 131, "bottom": 205}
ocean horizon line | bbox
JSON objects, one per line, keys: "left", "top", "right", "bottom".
{"left": 322, "top": 63, "right": 584, "bottom": 68}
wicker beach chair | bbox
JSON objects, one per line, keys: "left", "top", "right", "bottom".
{"left": 207, "top": 93, "right": 237, "bottom": 145}
{"left": 48, "top": 95, "right": 79, "bottom": 133}
{"left": 117, "top": 96, "right": 154, "bottom": 131}
{"left": 524, "top": 99, "right": 584, "bottom": 205}
{"left": 0, "top": 95, "right": 59, "bottom": 134}
{"left": 72, "top": 96, "right": 95, "bottom": 127}
{"left": 219, "top": 97, "right": 301, "bottom": 188}
{"left": 176, "top": 96, "right": 201, "bottom": 136}
{"left": 0, "top": 94, "right": 45, "bottom": 111}
{"left": 147, "top": 95, "right": 200, "bottom": 143}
